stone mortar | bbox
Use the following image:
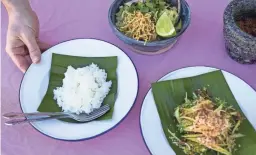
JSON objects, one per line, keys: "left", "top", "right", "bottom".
{"left": 223, "top": 0, "right": 256, "bottom": 64}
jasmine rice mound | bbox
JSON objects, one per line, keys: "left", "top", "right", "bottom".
{"left": 53, "top": 63, "right": 112, "bottom": 114}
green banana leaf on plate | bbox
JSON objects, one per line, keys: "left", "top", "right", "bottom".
{"left": 151, "top": 70, "right": 256, "bottom": 155}
{"left": 37, "top": 53, "right": 118, "bottom": 123}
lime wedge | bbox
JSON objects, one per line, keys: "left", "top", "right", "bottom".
{"left": 176, "top": 20, "right": 182, "bottom": 31}
{"left": 156, "top": 11, "right": 176, "bottom": 38}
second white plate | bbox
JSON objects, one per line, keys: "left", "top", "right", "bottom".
{"left": 140, "top": 66, "right": 256, "bottom": 155}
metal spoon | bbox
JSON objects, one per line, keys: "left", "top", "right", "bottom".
{"left": 174, "top": 0, "right": 181, "bottom": 26}
{"left": 4, "top": 104, "right": 110, "bottom": 125}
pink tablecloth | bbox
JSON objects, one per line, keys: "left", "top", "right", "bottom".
{"left": 1, "top": 0, "right": 256, "bottom": 155}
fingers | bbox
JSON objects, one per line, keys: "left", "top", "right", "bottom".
{"left": 6, "top": 48, "right": 30, "bottom": 73}
{"left": 14, "top": 55, "right": 30, "bottom": 73}
{"left": 21, "top": 31, "right": 41, "bottom": 64}
{"left": 5, "top": 41, "right": 49, "bottom": 73}
{"left": 6, "top": 28, "right": 50, "bottom": 73}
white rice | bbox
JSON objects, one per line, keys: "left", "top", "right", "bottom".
{"left": 53, "top": 63, "right": 112, "bottom": 114}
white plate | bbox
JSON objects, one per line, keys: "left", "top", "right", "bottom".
{"left": 140, "top": 66, "right": 256, "bottom": 155}
{"left": 20, "top": 39, "right": 138, "bottom": 140}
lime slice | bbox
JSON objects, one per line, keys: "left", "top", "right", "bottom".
{"left": 156, "top": 11, "right": 176, "bottom": 38}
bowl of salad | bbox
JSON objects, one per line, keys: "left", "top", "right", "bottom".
{"left": 108, "top": 0, "right": 191, "bottom": 54}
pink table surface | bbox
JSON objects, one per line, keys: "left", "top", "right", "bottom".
{"left": 1, "top": 0, "right": 256, "bottom": 155}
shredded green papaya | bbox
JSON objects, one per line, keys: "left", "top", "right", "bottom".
{"left": 168, "top": 88, "right": 244, "bottom": 155}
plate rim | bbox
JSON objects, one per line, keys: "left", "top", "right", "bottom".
{"left": 139, "top": 66, "right": 256, "bottom": 155}
{"left": 19, "top": 38, "right": 139, "bottom": 141}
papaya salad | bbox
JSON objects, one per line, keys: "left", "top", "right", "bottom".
{"left": 169, "top": 88, "right": 244, "bottom": 155}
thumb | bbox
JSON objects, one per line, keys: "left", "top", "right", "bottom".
{"left": 22, "top": 31, "right": 41, "bottom": 63}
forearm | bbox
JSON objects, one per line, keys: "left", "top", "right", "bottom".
{"left": 2, "top": 0, "right": 32, "bottom": 14}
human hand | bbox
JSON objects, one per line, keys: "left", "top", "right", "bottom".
{"left": 5, "top": 7, "right": 50, "bottom": 73}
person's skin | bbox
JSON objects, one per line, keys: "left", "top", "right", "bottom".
{"left": 2, "top": 0, "right": 50, "bottom": 72}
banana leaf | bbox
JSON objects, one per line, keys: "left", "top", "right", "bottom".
{"left": 37, "top": 53, "right": 118, "bottom": 123}
{"left": 151, "top": 70, "right": 256, "bottom": 155}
